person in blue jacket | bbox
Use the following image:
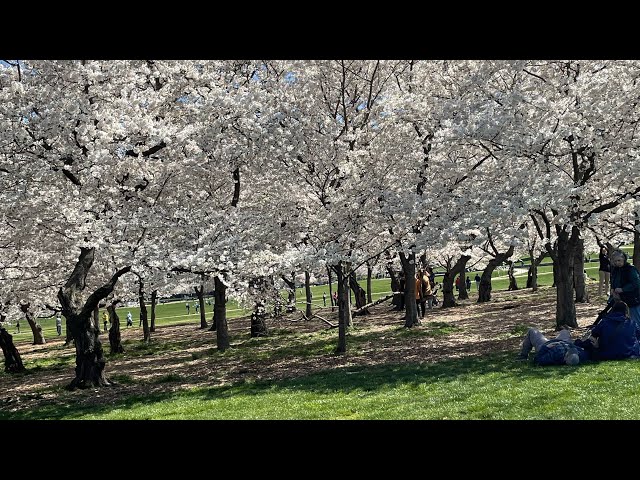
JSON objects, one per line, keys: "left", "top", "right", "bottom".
{"left": 516, "top": 327, "right": 588, "bottom": 366}
{"left": 609, "top": 249, "right": 640, "bottom": 328}
{"left": 589, "top": 301, "right": 640, "bottom": 360}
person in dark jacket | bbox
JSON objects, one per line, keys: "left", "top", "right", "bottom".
{"left": 609, "top": 250, "right": 640, "bottom": 328}
{"left": 516, "top": 327, "right": 588, "bottom": 365}
{"left": 589, "top": 301, "right": 640, "bottom": 360}
{"left": 598, "top": 246, "right": 611, "bottom": 296}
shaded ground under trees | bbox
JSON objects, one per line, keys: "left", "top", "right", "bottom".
{"left": 0, "top": 284, "right": 607, "bottom": 416}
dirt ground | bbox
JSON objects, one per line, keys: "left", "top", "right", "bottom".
{"left": 0, "top": 285, "right": 606, "bottom": 415}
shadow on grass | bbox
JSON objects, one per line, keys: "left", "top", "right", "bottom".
{"left": 1, "top": 350, "right": 594, "bottom": 420}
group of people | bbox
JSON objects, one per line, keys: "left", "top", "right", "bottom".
{"left": 101, "top": 310, "right": 134, "bottom": 329}
{"left": 455, "top": 275, "right": 472, "bottom": 292}
{"left": 518, "top": 248, "right": 640, "bottom": 366}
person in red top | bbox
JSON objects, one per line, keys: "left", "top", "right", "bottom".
{"left": 455, "top": 276, "right": 460, "bottom": 291}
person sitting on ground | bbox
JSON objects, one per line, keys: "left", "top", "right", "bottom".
{"left": 516, "top": 326, "right": 589, "bottom": 366}
{"left": 587, "top": 301, "right": 640, "bottom": 360}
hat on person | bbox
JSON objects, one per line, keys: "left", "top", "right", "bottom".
{"left": 564, "top": 347, "right": 580, "bottom": 366}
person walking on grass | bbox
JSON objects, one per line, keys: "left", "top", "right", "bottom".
{"left": 56, "top": 314, "right": 62, "bottom": 336}
{"left": 126, "top": 311, "right": 133, "bottom": 328}
{"left": 323, "top": 292, "right": 327, "bottom": 307}
{"left": 102, "top": 311, "right": 109, "bottom": 332}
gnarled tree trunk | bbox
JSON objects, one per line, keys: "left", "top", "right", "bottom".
{"left": 478, "top": 246, "right": 514, "bottom": 303}
{"left": 20, "top": 303, "right": 45, "bottom": 345}
{"left": 507, "top": 261, "right": 519, "bottom": 291}
{"left": 58, "top": 247, "right": 131, "bottom": 390}
{"left": 194, "top": 284, "right": 208, "bottom": 329}
{"left": 0, "top": 327, "right": 25, "bottom": 373}
{"left": 349, "top": 272, "right": 369, "bottom": 316}
{"left": 442, "top": 255, "right": 472, "bottom": 308}
{"left": 107, "top": 303, "right": 124, "bottom": 354}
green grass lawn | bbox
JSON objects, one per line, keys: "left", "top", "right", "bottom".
{"left": 7, "top": 350, "right": 640, "bottom": 420}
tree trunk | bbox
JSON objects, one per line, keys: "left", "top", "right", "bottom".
{"left": 304, "top": 270, "right": 312, "bottom": 318}
{"left": 573, "top": 236, "right": 588, "bottom": 303}
{"left": 150, "top": 289, "right": 157, "bottom": 332}
{"left": 64, "top": 317, "right": 74, "bottom": 347}
{"left": 194, "top": 285, "right": 208, "bottom": 329}
{"left": 250, "top": 303, "right": 268, "bottom": 337}
{"left": 0, "top": 327, "right": 25, "bottom": 373}
{"left": 92, "top": 306, "right": 100, "bottom": 333}
{"left": 526, "top": 249, "right": 544, "bottom": 291}
{"left": 107, "top": 304, "right": 124, "bottom": 354}
{"left": 213, "top": 276, "right": 230, "bottom": 351}
{"left": 507, "top": 261, "right": 519, "bottom": 291}
{"left": 548, "top": 227, "right": 579, "bottom": 329}
{"left": 388, "top": 265, "right": 403, "bottom": 310}
{"left": 366, "top": 264, "right": 373, "bottom": 304}
{"left": 442, "top": 255, "right": 472, "bottom": 308}
{"left": 349, "top": 272, "right": 369, "bottom": 316}
{"left": 327, "top": 266, "right": 334, "bottom": 312}
{"left": 399, "top": 251, "right": 419, "bottom": 327}
{"left": 57, "top": 247, "right": 131, "bottom": 390}
{"left": 458, "top": 259, "right": 470, "bottom": 300}
{"left": 20, "top": 303, "right": 45, "bottom": 345}
{"left": 335, "top": 264, "right": 349, "bottom": 354}
{"left": 139, "top": 280, "right": 150, "bottom": 344}
{"left": 478, "top": 247, "right": 514, "bottom": 303}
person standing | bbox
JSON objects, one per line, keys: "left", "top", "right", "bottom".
{"left": 322, "top": 292, "right": 327, "bottom": 307}
{"left": 102, "top": 311, "right": 109, "bottom": 332}
{"left": 455, "top": 276, "right": 460, "bottom": 291}
{"left": 474, "top": 273, "right": 481, "bottom": 290}
{"left": 185, "top": 302, "right": 190, "bottom": 314}
{"left": 126, "top": 311, "right": 133, "bottom": 328}
{"left": 609, "top": 249, "right": 640, "bottom": 328}
{"left": 415, "top": 272, "right": 425, "bottom": 318}
{"left": 466, "top": 276, "right": 471, "bottom": 291}
{"left": 598, "top": 246, "right": 611, "bottom": 296}
{"left": 421, "top": 271, "right": 434, "bottom": 310}
{"left": 56, "top": 314, "right": 62, "bottom": 336}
